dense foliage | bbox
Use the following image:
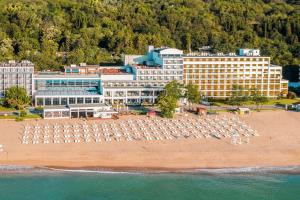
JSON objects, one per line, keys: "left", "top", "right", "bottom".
{"left": 158, "top": 81, "right": 182, "bottom": 118}
{"left": 4, "top": 86, "right": 31, "bottom": 110}
{"left": 0, "top": 0, "right": 299, "bottom": 70}
{"left": 185, "top": 84, "right": 200, "bottom": 104}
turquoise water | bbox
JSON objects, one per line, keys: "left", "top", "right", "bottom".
{"left": 0, "top": 172, "right": 299, "bottom": 200}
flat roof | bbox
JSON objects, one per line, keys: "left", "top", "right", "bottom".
{"left": 0, "top": 60, "right": 34, "bottom": 67}
{"left": 100, "top": 68, "right": 131, "bottom": 75}
{"left": 35, "top": 74, "right": 100, "bottom": 79}
{"left": 130, "top": 64, "right": 162, "bottom": 69}
{"left": 184, "top": 55, "right": 269, "bottom": 58}
{"left": 65, "top": 65, "right": 123, "bottom": 68}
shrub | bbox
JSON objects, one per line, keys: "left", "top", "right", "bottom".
{"left": 4, "top": 86, "right": 31, "bottom": 110}
{"left": 0, "top": 98, "right": 4, "bottom": 106}
{"left": 287, "top": 91, "right": 297, "bottom": 99}
{"left": 15, "top": 117, "right": 24, "bottom": 122}
{"left": 35, "top": 106, "right": 44, "bottom": 111}
{"left": 20, "top": 110, "right": 27, "bottom": 117}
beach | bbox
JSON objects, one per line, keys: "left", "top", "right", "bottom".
{"left": 0, "top": 110, "right": 299, "bottom": 171}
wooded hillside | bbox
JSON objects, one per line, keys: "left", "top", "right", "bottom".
{"left": 0, "top": 0, "right": 299, "bottom": 70}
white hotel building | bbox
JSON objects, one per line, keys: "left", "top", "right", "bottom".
{"left": 100, "top": 46, "right": 184, "bottom": 105}
{"left": 0, "top": 46, "right": 289, "bottom": 119}
{"left": 0, "top": 60, "right": 34, "bottom": 97}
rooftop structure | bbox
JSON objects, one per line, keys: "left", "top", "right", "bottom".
{"left": 64, "top": 63, "right": 124, "bottom": 75}
{"left": 239, "top": 49, "right": 260, "bottom": 56}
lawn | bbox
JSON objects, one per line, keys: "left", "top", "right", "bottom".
{"left": 0, "top": 106, "right": 16, "bottom": 112}
{"left": 24, "top": 114, "right": 41, "bottom": 119}
{"left": 263, "top": 98, "right": 300, "bottom": 105}
{"left": 0, "top": 113, "right": 41, "bottom": 120}
{"left": 211, "top": 98, "right": 300, "bottom": 106}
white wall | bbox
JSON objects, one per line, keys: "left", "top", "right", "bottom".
{"left": 101, "top": 74, "right": 134, "bottom": 81}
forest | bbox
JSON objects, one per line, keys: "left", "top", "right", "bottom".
{"left": 0, "top": 0, "right": 299, "bottom": 71}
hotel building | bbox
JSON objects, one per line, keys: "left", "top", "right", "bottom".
{"left": 33, "top": 72, "right": 104, "bottom": 107}
{"left": 60, "top": 46, "right": 183, "bottom": 106}
{"left": 0, "top": 60, "right": 34, "bottom": 97}
{"left": 0, "top": 46, "right": 289, "bottom": 119}
{"left": 33, "top": 72, "right": 119, "bottom": 119}
{"left": 183, "top": 49, "right": 288, "bottom": 98}
{"left": 103, "top": 46, "right": 184, "bottom": 105}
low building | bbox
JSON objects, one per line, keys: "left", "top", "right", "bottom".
{"left": 33, "top": 72, "right": 104, "bottom": 107}
{"left": 43, "top": 104, "right": 117, "bottom": 119}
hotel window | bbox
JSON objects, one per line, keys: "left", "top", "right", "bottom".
{"left": 45, "top": 98, "right": 52, "bottom": 106}
{"left": 77, "top": 97, "right": 84, "bottom": 104}
{"left": 68, "top": 81, "right": 75, "bottom": 86}
{"left": 85, "top": 98, "right": 92, "bottom": 104}
{"left": 69, "top": 98, "right": 76, "bottom": 104}
{"left": 61, "top": 80, "right": 67, "bottom": 86}
{"left": 53, "top": 98, "right": 60, "bottom": 105}
{"left": 93, "top": 98, "right": 99, "bottom": 104}
{"left": 61, "top": 98, "right": 68, "bottom": 105}
{"left": 83, "top": 81, "right": 90, "bottom": 86}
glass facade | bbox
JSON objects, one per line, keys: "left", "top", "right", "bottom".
{"left": 34, "top": 76, "right": 103, "bottom": 106}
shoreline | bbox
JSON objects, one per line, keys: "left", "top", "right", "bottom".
{"left": 1, "top": 164, "right": 300, "bottom": 175}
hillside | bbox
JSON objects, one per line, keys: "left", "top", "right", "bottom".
{"left": 0, "top": 0, "right": 299, "bottom": 70}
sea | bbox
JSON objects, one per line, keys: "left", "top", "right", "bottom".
{"left": 0, "top": 166, "right": 299, "bottom": 200}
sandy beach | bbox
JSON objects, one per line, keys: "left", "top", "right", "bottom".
{"left": 0, "top": 110, "right": 299, "bottom": 171}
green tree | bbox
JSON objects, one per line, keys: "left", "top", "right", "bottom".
{"left": 250, "top": 89, "right": 268, "bottom": 111}
{"left": 185, "top": 83, "right": 200, "bottom": 110}
{"left": 287, "top": 91, "right": 297, "bottom": 99}
{"left": 158, "top": 81, "right": 183, "bottom": 118}
{"left": 0, "top": 37, "right": 14, "bottom": 61}
{"left": 158, "top": 95, "right": 177, "bottom": 118}
{"left": 20, "top": 110, "right": 27, "bottom": 117}
{"left": 4, "top": 86, "right": 31, "bottom": 110}
{"left": 163, "top": 80, "right": 183, "bottom": 100}
{"left": 228, "top": 85, "right": 248, "bottom": 106}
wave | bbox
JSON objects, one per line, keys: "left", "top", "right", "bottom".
{"left": 1, "top": 165, "right": 300, "bottom": 175}
{"left": 43, "top": 167, "right": 143, "bottom": 175}
{"left": 192, "top": 166, "right": 300, "bottom": 175}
